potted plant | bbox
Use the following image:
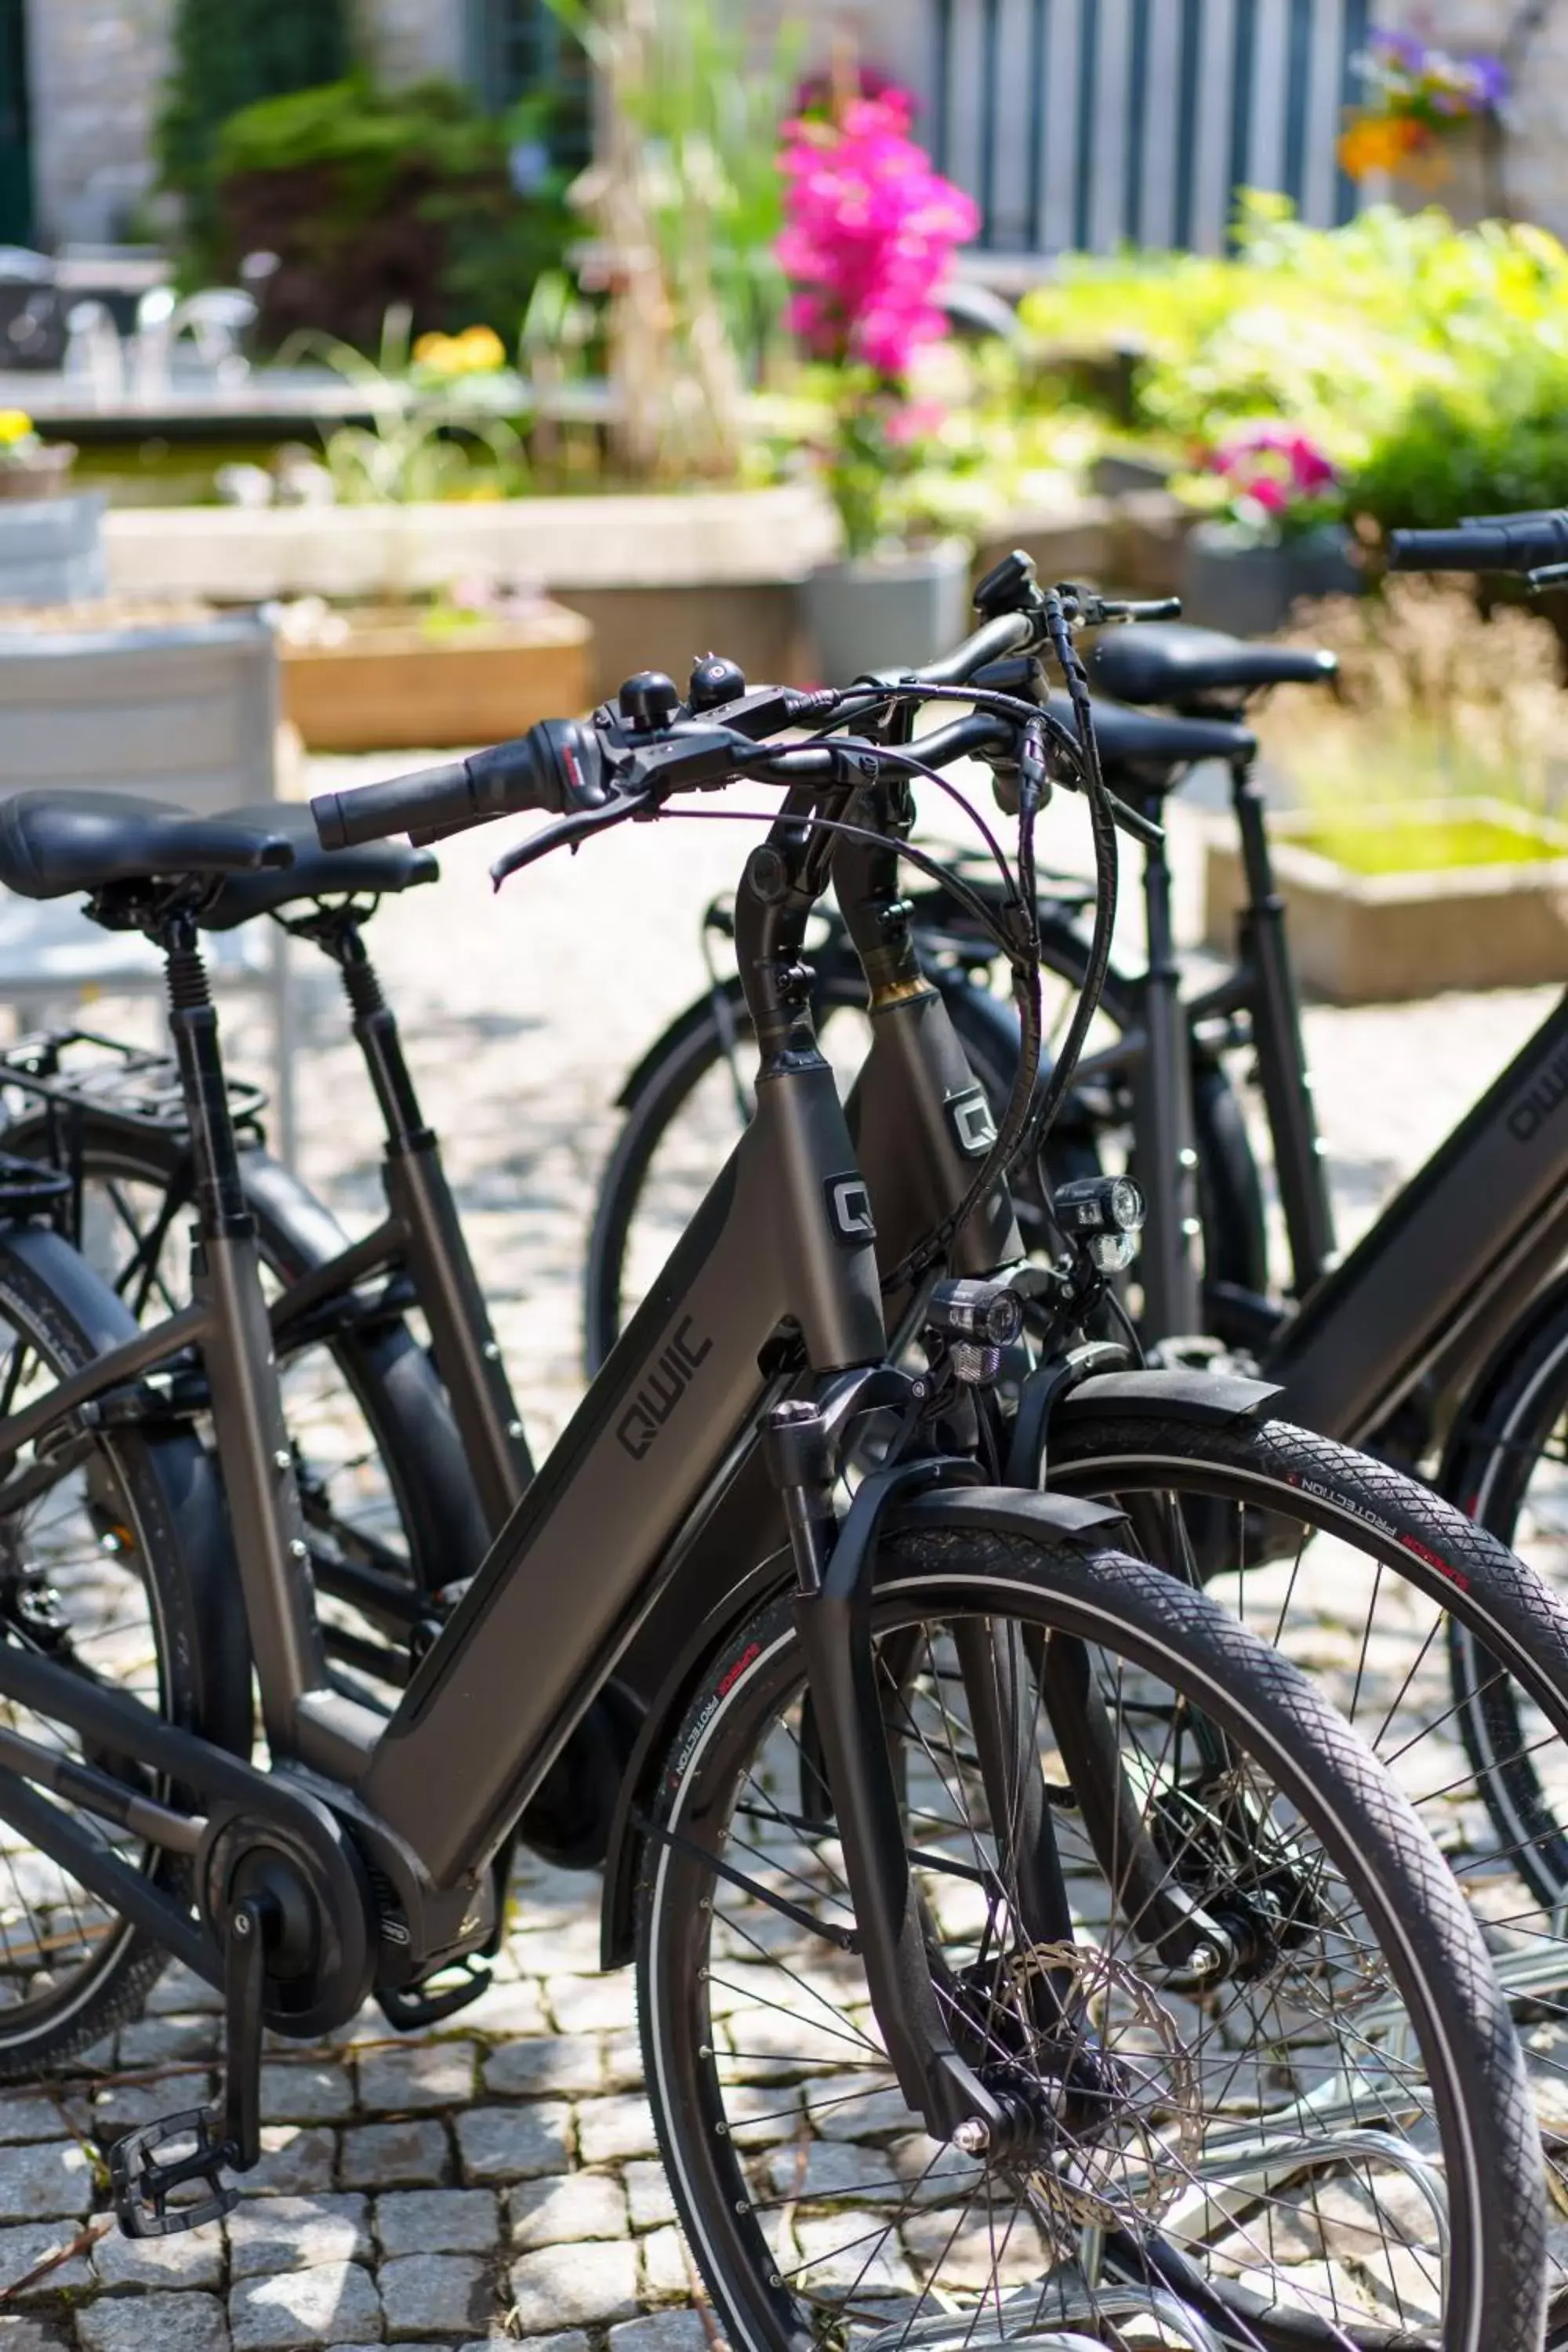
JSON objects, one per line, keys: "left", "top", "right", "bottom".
{"left": 777, "top": 84, "right": 980, "bottom": 684}
{"left": 1338, "top": 30, "right": 1508, "bottom": 227}
{"left": 1177, "top": 423, "right": 1358, "bottom": 638}
{"left": 0, "top": 410, "right": 76, "bottom": 503}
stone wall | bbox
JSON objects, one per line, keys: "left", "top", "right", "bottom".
{"left": 20, "top": 0, "right": 471, "bottom": 248}
{"left": 23, "top": 0, "right": 172, "bottom": 245}
{"left": 1374, "top": 0, "right": 1568, "bottom": 237}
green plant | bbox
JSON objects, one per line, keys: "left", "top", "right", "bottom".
{"left": 212, "top": 78, "right": 575, "bottom": 351}
{"left": 158, "top": 0, "right": 353, "bottom": 274}
{"left": 281, "top": 308, "right": 532, "bottom": 506}
{"left": 1254, "top": 575, "right": 1568, "bottom": 826}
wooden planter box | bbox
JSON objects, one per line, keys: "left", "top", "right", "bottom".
{"left": 1204, "top": 799, "right": 1568, "bottom": 1004}
{"left": 280, "top": 602, "right": 593, "bottom": 751}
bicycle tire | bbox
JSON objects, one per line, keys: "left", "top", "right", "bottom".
{"left": 583, "top": 924, "right": 1266, "bottom": 1371}
{"left": 0, "top": 1226, "right": 250, "bottom": 2072}
{"left": 637, "top": 1515, "right": 1546, "bottom": 2350}
{"left": 1437, "top": 1273, "right": 1568, "bottom": 1909}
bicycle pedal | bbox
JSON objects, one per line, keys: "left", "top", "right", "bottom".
{"left": 377, "top": 1955, "right": 491, "bottom": 2031}
{"left": 110, "top": 2107, "right": 238, "bottom": 2238}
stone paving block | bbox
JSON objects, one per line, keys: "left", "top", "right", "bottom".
{"left": 118, "top": 2013, "right": 222, "bottom": 2065}
{"left": 0, "top": 2219, "right": 95, "bottom": 2294}
{"left": 545, "top": 1975, "right": 635, "bottom": 2034}
{"left": 0, "top": 2317, "right": 73, "bottom": 2349}
{"left": 455, "top": 2102, "right": 570, "bottom": 2184}
{"left": 341, "top": 2116, "right": 449, "bottom": 2190}
{"left": 260, "top": 2061, "right": 355, "bottom": 2123}
{"left": 148, "top": 1961, "right": 225, "bottom": 2014}
{"left": 622, "top": 2159, "right": 677, "bottom": 2234}
{"left": 575, "top": 2093, "right": 658, "bottom": 2165}
{"left": 460, "top": 2337, "right": 589, "bottom": 2352}
{"left": 227, "top": 2195, "right": 371, "bottom": 2278}
{"left": 466, "top": 1979, "right": 549, "bottom": 2037}
{"left": 507, "top": 2169, "right": 625, "bottom": 2250}
{"left": 377, "top": 2187, "right": 498, "bottom": 2256}
{"left": 379, "top": 2252, "right": 491, "bottom": 2337}
{"left": 93, "top": 2077, "right": 216, "bottom": 2134}
{"left": 601, "top": 2032, "right": 648, "bottom": 2093}
{"left": 639, "top": 2224, "right": 691, "bottom": 2302}
{"left": 248, "top": 2125, "right": 337, "bottom": 2197}
{"left": 358, "top": 2041, "right": 476, "bottom": 2114}
{"left": 230, "top": 2259, "right": 382, "bottom": 2349}
{"left": 0, "top": 2095, "right": 66, "bottom": 2146}
{"left": 481, "top": 2037, "right": 601, "bottom": 2100}
{"left": 610, "top": 2317, "right": 714, "bottom": 2352}
{"left": 0, "top": 2139, "right": 93, "bottom": 2220}
{"left": 93, "top": 2217, "right": 224, "bottom": 2288}
{"left": 79, "top": 2292, "right": 232, "bottom": 2352}
{"left": 509, "top": 1915, "right": 604, "bottom": 1973}
{"left": 509, "top": 2238, "right": 641, "bottom": 2331}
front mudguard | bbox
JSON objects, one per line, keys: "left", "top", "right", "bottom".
{"left": 599, "top": 1471, "right": 1123, "bottom": 1969}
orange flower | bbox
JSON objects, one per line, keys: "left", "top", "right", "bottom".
{"left": 1338, "top": 111, "right": 1431, "bottom": 180}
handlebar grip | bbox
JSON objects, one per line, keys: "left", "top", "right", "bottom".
{"left": 1386, "top": 514, "right": 1568, "bottom": 573}
{"left": 313, "top": 762, "right": 473, "bottom": 850}
{"left": 311, "top": 724, "right": 583, "bottom": 851}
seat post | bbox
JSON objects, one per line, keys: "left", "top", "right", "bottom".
{"left": 1131, "top": 793, "right": 1202, "bottom": 1340}
{"left": 158, "top": 908, "right": 335, "bottom": 1755}
{"left": 333, "top": 922, "right": 429, "bottom": 1156}
{"left": 1229, "top": 757, "right": 1336, "bottom": 1294}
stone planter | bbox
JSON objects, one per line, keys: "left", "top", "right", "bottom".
{"left": 800, "top": 542, "right": 972, "bottom": 687}
{"left": 0, "top": 605, "right": 278, "bottom": 811}
{"left": 1203, "top": 798, "right": 1568, "bottom": 1004}
{"left": 1180, "top": 522, "right": 1359, "bottom": 637}
{"left": 0, "top": 447, "right": 77, "bottom": 501}
{"left": 280, "top": 602, "right": 593, "bottom": 751}
{"left": 0, "top": 492, "right": 106, "bottom": 604}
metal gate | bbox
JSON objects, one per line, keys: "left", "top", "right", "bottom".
{"left": 931, "top": 0, "right": 1372, "bottom": 258}
{"left": 0, "top": 0, "right": 31, "bottom": 249}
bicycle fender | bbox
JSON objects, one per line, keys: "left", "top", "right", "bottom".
{"left": 1054, "top": 1369, "right": 1284, "bottom": 1427}
{"left": 598, "top": 1465, "right": 1125, "bottom": 1970}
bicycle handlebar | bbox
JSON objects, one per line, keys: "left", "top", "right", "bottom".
{"left": 1386, "top": 511, "right": 1568, "bottom": 574}
{"left": 311, "top": 721, "right": 597, "bottom": 851}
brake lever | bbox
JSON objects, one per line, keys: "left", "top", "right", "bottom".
{"left": 489, "top": 793, "right": 650, "bottom": 889}
{"left": 1527, "top": 563, "right": 1568, "bottom": 592}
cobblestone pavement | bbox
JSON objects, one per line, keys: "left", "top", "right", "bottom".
{"left": 0, "top": 767, "right": 1559, "bottom": 2349}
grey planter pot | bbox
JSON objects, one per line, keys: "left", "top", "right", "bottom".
{"left": 800, "top": 542, "right": 972, "bottom": 686}
{"left": 0, "top": 492, "right": 106, "bottom": 605}
{"left": 0, "top": 608, "right": 278, "bottom": 811}
{"left": 1179, "top": 521, "right": 1359, "bottom": 638}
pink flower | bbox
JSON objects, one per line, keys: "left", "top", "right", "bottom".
{"left": 884, "top": 399, "right": 946, "bottom": 446}
{"left": 776, "top": 96, "right": 979, "bottom": 379}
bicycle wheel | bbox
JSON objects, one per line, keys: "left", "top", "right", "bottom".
{"left": 0, "top": 1229, "right": 249, "bottom": 2071}
{"left": 1047, "top": 1400, "right": 1568, "bottom": 2321}
{"left": 4, "top": 1108, "right": 488, "bottom": 1690}
{"left": 637, "top": 1515, "right": 1546, "bottom": 2351}
{"left": 584, "top": 925, "right": 1265, "bottom": 1372}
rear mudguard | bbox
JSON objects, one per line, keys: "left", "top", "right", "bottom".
{"left": 599, "top": 1476, "right": 1124, "bottom": 1969}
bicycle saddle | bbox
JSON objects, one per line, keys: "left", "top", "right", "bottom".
{"left": 1089, "top": 622, "right": 1337, "bottom": 711}
{"left": 1046, "top": 691, "right": 1255, "bottom": 780}
{"left": 199, "top": 800, "right": 439, "bottom": 929}
{"left": 0, "top": 790, "right": 293, "bottom": 901}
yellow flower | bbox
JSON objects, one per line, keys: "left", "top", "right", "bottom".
{"left": 1338, "top": 113, "right": 1429, "bottom": 181}
{"left": 457, "top": 325, "right": 506, "bottom": 372}
{"left": 0, "top": 409, "right": 34, "bottom": 448}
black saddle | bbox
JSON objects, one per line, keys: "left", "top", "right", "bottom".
{"left": 0, "top": 792, "right": 294, "bottom": 903}
{"left": 1090, "top": 623, "right": 1337, "bottom": 712}
{"left": 1047, "top": 692, "right": 1255, "bottom": 785}
{"left": 201, "top": 802, "right": 438, "bottom": 930}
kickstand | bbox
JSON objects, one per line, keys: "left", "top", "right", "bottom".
{"left": 111, "top": 1894, "right": 270, "bottom": 2238}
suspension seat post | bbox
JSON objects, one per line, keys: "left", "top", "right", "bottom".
{"left": 332, "top": 921, "right": 430, "bottom": 1153}
{"left": 162, "top": 911, "right": 251, "bottom": 1243}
